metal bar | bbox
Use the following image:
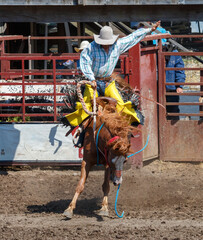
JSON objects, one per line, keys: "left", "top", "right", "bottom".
{"left": 28, "top": 35, "right": 32, "bottom": 80}
{"left": 0, "top": 113, "right": 54, "bottom": 117}
{"left": 0, "top": 0, "right": 203, "bottom": 6}
{"left": 53, "top": 59, "right": 57, "bottom": 122}
{"left": 141, "top": 46, "right": 159, "bottom": 51}
{"left": 0, "top": 103, "right": 55, "bottom": 107}
{"left": 0, "top": 93, "right": 66, "bottom": 96}
{"left": 166, "top": 92, "right": 203, "bottom": 96}
{"left": 143, "top": 34, "right": 203, "bottom": 41}
{"left": 166, "top": 102, "right": 203, "bottom": 106}
{"left": 0, "top": 93, "right": 54, "bottom": 96}
{"left": 165, "top": 82, "right": 203, "bottom": 85}
{"left": 0, "top": 53, "right": 125, "bottom": 60}
{"left": 163, "top": 157, "right": 203, "bottom": 162}
{"left": 22, "top": 59, "right": 25, "bottom": 121}
{"left": 200, "top": 70, "right": 203, "bottom": 118}
{"left": 0, "top": 114, "right": 24, "bottom": 117}
{"left": 163, "top": 52, "right": 203, "bottom": 56}
{"left": 0, "top": 103, "right": 22, "bottom": 107}
{"left": 165, "top": 67, "right": 203, "bottom": 71}
{"left": 0, "top": 82, "right": 70, "bottom": 85}
{"left": 167, "top": 113, "right": 203, "bottom": 116}
{"left": 1, "top": 53, "right": 80, "bottom": 58}
{"left": 0, "top": 161, "right": 82, "bottom": 167}
{"left": 158, "top": 41, "right": 167, "bottom": 161}
{"left": 144, "top": 33, "right": 203, "bottom": 41}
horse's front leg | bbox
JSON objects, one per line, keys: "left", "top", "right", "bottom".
{"left": 98, "top": 165, "right": 110, "bottom": 217}
{"left": 63, "top": 160, "right": 90, "bottom": 219}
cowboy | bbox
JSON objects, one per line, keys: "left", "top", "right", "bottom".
{"left": 62, "top": 21, "right": 160, "bottom": 127}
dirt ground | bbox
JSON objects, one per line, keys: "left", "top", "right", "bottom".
{"left": 0, "top": 160, "right": 202, "bottom": 240}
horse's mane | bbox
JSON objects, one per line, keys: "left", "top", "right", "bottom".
{"left": 111, "top": 72, "right": 133, "bottom": 91}
{"left": 99, "top": 104, "right": 137, "bottom": 156}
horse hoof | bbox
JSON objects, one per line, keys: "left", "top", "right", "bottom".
{"left": 98, "top": 210, "right": 109, "bottom": 217}
{"left": 63, "top": 210, "right": 73, "bottom": 219}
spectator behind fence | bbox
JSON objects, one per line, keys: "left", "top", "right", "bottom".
{"left": 74, "top": 40, "right": 90, "bottom": 70}
{"left": 149, "top": 23, "right": 185, "bottom": 120}
{"left": 164, "top": 43, "right": 185, "bottom": 120}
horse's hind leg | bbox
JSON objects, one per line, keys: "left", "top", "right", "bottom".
{"left": 63, "top": 160, "right": 90, "bottom": 219}
{"left": 98, "top": 165, "right": 110, "bottom": 217}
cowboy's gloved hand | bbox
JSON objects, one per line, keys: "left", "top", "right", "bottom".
{"left": 92, "top": 80, "right": 97, "bottom": 89}
{"left": 151, "top": 20, "right": 161, "bottom": 32}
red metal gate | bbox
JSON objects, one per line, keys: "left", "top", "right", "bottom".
{"left": 157, "top": 35, "right": 203, "bottom": 162}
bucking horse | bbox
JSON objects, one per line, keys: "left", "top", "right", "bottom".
{"left": 61, "top": 73, "right": 140, "bottom": 218}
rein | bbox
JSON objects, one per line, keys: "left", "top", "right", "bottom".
{"left": 95, "top": 122, "right": 124, "bottom": 218}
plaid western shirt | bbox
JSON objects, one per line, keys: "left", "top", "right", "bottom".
{"left": 80, "top": 28, "right": 152, "bottom": 81}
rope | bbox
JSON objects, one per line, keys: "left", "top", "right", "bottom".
{"left": 114, "top": 135, "right": 149, "bottom": 219}
{"left": 127, "top": 134, "right": 150, "bottom": 158}
{"left": 77, "top": 80, "right": 97, "bottom": 137}
{"left": 115, "top": 184, "right": 124, "bottom": 218}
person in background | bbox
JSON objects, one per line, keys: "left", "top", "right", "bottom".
{"left": 151, "top": 25, "right": 171, "bottom": 46}
{"left": 56, "top": 60, "right": 67, "bottom": 79}
{"left": 54, "top": 41, "right": 88, "bottom": 79}
{"left": 74, "top": 40, "right": 90, "bottom": 70}
{"left": 164, "top": 43, "right": 185, "bottom": 120}
{"left": 147, "top": 22, "right": 185, "bottom": 120}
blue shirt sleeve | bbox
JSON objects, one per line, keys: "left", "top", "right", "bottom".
{"left": 175, "top": 55, "right": 185, "bottom": 88}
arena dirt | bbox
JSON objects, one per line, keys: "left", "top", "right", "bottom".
{"left": 0, "top": 160, "right": 202, "bottom": 240}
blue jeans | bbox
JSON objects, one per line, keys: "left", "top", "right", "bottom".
{"left": 96, "top": 80, "right": 106, "bottom": 96}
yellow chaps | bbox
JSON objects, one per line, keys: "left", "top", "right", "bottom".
{"left": 65, "top": 80, "right": 140, "bottom": 127}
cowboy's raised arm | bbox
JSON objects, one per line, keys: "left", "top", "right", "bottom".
{"left": 80, "top": 44, "right": 95, "bottom": 82}
{"left": 118, "top": 20, "right": 161, "bottom": 54}
{"left": 151, "top": 21, "right": 161, "bottom": 32}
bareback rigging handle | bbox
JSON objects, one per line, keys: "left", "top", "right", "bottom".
{"left": 76, "top": 80, "right": 97, "bottom": 116}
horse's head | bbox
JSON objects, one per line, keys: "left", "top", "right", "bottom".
{"left": 106, "top": 134, "right": 131, "bottom": 186}
{"left": 109, "top": 155, "right": 126, "bottom": 185}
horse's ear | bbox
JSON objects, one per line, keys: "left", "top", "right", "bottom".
{"left": 97, "top": 96, "right": 117, "bottom": 107}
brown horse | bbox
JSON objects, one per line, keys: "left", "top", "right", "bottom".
{"left": 63, "top": 97, "right": 136, "bottom": 218}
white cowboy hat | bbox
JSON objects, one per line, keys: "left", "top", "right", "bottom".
{"left": 74, "top": 40, "right": 89, "bottom": 52}
{"left": 94, "top": 26, "right": 119, "bottom": 45}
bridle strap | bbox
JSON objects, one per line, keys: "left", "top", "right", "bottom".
{"left": 107, "top": 136, "right": 120, "bottom": 146}
{"left": 104, "top": 148, "right": 109, "bottom": 166}
{"left": 96, "top": 123, "right": 120, "bottom": 167}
